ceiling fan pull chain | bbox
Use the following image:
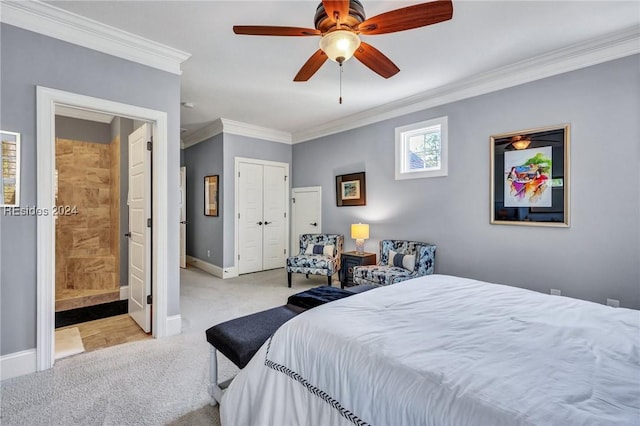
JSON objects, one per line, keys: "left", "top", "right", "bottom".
{"left": 339, "top": 62, "right": 343, "bottom": 104}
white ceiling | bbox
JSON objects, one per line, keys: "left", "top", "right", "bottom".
{"left": 47, "top": 1, "right": 640, "bottom": 138}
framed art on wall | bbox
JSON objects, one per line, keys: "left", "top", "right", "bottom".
{"left": 336, "top": 172, "right": 366, "bottom": 207}
{"left": 490, "top": 124, "right": 570, "bottom": 227}
{"left": 1, "top": 130, "right": 20, "bottom": 207}
{"left": 204, "top": 175, "right": 219, "bottom": 216}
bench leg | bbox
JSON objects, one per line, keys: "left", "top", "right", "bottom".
{"left": 287, "top": 271, "right": 292, "bottom": 288}
{"left": 208, "top": 346, "right": 223, "bottom": 406}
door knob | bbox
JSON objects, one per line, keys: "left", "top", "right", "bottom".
{"left": 257, "top": 221, "right": 263, "bottom": 225}
{"left": 310, "top": 222, "right": 318, "bottom": 226}
{"left": 180, "top": 220, "right": 187, "bottom": 224}
{"left": 264, "top": 221, "right": 272, "bottom": 225}
{"left": 124, "top": 232, "right": 131, "bottom": 238}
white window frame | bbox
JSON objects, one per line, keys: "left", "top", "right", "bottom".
{"left": 395, "top": 116, "right": 448, "bottom": 180}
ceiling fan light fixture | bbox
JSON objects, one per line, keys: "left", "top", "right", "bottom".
{"left": 319, "top": 30, "right": 361, "bottom": 63}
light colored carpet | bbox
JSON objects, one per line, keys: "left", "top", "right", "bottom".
{"left": 54, "top": 327, "right": 85, "bottom": 360}
{"left": 0, "top": 267, "right": 322, "bottom": 426}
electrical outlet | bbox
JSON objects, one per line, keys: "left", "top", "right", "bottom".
{"left": 207, "top": 250, "right": 211, "bottom": 258}
{"left": 550, "top": 289, "right": 561, "bottom": 296}
{"left": 607, "top": 299, "right": 620, "bottom": 308}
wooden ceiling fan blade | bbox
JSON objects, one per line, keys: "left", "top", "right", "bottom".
{"left": 354, "top": 42, "right": 400, "bottom": 79}
{"left": 322, "top": 0, "right": 351, "bottom": 24}
{"left": 233, "top": 26, "right": 321, "bottom": 36}
{"left": 294, "top": 49, "right": 328, "bottom": 81}
{"left": 358, "top": 0, "right": 453, "bottom": 35}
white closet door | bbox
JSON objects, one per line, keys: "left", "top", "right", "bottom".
{"left": 262, "top": 165, "right": 286, "bottom": 270}
{"left": 238, "top": 162, "right": 263, "bottom": 274}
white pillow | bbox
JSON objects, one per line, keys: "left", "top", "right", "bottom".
{"left": 304, "top": 244, "right": 335, "bottom": 256}
{"left": 388, "top": 249, "right": 415, "bottom": 271}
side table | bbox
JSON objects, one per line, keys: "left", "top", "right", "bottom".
{"left": 340, "top": 251, "right": 376, "bottom": 289}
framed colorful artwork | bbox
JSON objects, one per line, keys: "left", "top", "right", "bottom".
{"left": 204, "top": 175, "right": 219, "bottom": 216}
{"left": 336, "top": 172, "right": 366, "bottom": 207}
{"left": 490, "top": 124, "right": 570, "bottom": 227}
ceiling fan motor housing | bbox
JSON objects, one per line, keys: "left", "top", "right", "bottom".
{"left": 314, "top": 0, "right": 366, "bottom": 32}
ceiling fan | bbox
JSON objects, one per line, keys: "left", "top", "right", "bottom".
{"left": 233, "top": 0, "right": 453, "bottom": 82}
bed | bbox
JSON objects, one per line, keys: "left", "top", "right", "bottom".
{"left": 220, "top": 275, "right": 640, "bottom": 425}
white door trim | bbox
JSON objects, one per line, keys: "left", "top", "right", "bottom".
{"left": 36, "top": 86, "right": 170, "bottom": 372}
{"left": 234, "top": 157, "right": 289, "bottom": 275}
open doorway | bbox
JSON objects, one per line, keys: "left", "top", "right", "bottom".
{"left": 52, "top": 112, "right": 151, "bottom": 359}
{"left": 36, "top": 87, "right": 173, "bottom": 372}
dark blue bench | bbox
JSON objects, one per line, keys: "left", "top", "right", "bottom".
{"left": 205, "top": 285, "right": 375, "bottom": 405}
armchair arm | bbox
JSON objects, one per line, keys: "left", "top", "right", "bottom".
{"left": 414, "top": 244, "right": 436, "bottom": 276}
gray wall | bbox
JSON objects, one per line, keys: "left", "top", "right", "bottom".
{"left": 184, "top": 134, "right": 224, "bottom": 266}
{"left": 55, "top": 116, "right": 111, "bottom": 144}
{"left": 182, "top": 132, "right": 292, "bottom": 268}
{"left": 292, "top": 55, "right": 640, "bottom": 309}
{"left": 0, "top": 24, "right": 182, "bottom": 356}
{"left": 222, "top": 133, "right": 292, "bottom": 267}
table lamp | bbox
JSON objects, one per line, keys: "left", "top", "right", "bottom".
{"left": 351, "top": 223, "right": 370, "bottom": 255}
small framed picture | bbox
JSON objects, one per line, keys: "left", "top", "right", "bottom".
{"left": 204, "top": 175, "right": 219, "bottom": 216}
{"left": 1, "top": 130, "right": 21, "bottom": 207}
{"left": 490, "top": 124, "right": 570, "bottom": 227}
{"left": 336, "top": 172, "right": 366, "bottom": 207}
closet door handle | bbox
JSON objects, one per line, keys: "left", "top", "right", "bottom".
{"left": 124, "top": 232, "right": 131, "bottom": 238}
{"left": 180, "top": 221, "right": 187, "bottom": 224}
{"left": 310, "top": 222, "right": 318, "bottom": 227}
{"left": 264, "top": 221, "right": 272, "bottom": 225}
{"left": 257, "top": 221, "right": 263, "bottom": 225}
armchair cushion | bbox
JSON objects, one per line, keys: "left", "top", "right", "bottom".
{"left": 304, "top": 244, "right": 335, "bottom": 256}
{"left": 388, "top": 250, "right": 415, "bottom": 271}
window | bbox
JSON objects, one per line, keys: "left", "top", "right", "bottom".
{"left": 395, "top": 116, "right": 448, "bottom": 180}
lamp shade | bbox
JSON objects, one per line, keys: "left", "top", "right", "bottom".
{"left": 319, "top": 30, "right": 361, "bottom": 63}
{"left": 351, "top": 223, "right": 370, "bottom": 240}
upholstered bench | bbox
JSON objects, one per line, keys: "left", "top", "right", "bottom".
{"left": 205, "top": 285, "right": 374, "bottom": 405}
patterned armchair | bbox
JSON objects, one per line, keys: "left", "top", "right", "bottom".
{"left": 286, "top": 234, "right": 344, "bottom": 288}
{"left": 353, "top": 240, "right": 436, "bottom": 287}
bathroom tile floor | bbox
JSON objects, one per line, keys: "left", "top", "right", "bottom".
{"left": 56, "top": 314, "right": 150, "bottom": 352}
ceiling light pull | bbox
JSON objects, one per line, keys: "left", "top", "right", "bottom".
{"left": 339, "top": 62, "right": 343, "bottom": 104}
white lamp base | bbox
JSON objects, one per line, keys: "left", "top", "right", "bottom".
{"left": 355, "top": 239, "right": 365, "bottom": 255}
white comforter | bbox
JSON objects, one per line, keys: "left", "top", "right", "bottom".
{"left": 221, "top": 275, "right": 640, "bottom": 426}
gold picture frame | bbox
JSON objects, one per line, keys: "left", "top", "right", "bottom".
{"left": 490, "top": 124, "right": 570, "bottom": 227}
{"left": 204, "top": 175, "right": 219, "bottom": 216}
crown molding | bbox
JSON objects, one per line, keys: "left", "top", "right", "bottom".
{"left": 181, "top": 119, "right": 224, "bottom": 149}
{"left": 292, "top": 25, "right": 640, "bottom": 143}
{"left": 181, "top": 118, "right": 292, "bottom": 149}
{"left": 0, "top": 1, "right": 191, "bottom": 75}
{"left": 220, "top": 118, "right": 292, "bottom": 144}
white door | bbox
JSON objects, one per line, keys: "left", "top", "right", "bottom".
{"left": 291, "top": 186, "right": 322, "bottom": 254}
{"left": 128, "top": 123, "right": 151, "bottom": 332}
{"left": 237, "top": 160, "right": 288, "bottom": 274}
{"left": 180, "top": 166, "right": 186, "bottom": 269}
{"left": 238, "top": 162, "right": 263, "bottom": 274}
{"left": 262, "top": 165, "right": 286, "bottom": 270}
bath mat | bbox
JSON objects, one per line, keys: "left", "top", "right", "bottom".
{"left": 55, "top": 327, "right": 85, "bottom": 360}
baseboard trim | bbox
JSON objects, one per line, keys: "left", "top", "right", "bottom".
{"left": 186, "top": 256, "right": 238, "bottom": 279}
{"left": 165, "top": 315, "right": 182, "bottom": 337}
{"left": 119, "top": 285, "right": 129, "bottom": 300}
{"left": 1, "top": 349, "right": 37, "bottom": 381}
